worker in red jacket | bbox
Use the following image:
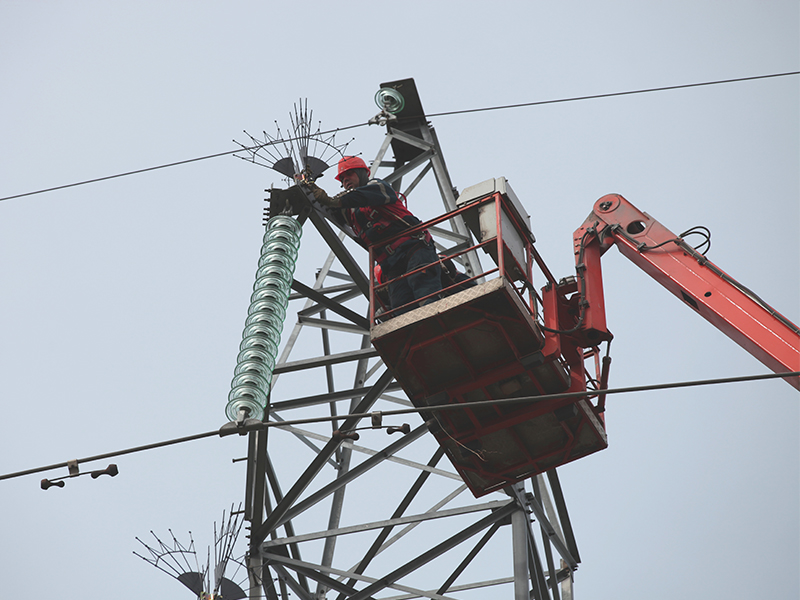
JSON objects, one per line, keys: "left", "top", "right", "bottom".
{"left": 306, "top": 156, "right": 442, "bottom": 314}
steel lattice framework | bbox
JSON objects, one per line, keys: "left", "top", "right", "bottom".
{"left": 240, "top": 85, "right": 582, "bottom": 600}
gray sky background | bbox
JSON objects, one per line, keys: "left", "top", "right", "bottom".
{"left": 1, "top": 2, "right": 797, "bottom": 599}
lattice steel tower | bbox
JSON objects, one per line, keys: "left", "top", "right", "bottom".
{"left": 234, "top": 79, "right": 583, "bottom": 600}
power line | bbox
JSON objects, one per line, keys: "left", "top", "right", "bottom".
{"left": 0, "top": 123, "right": 366, "bottom": 203}
{"left": 3, "top": 370, "right": 796, "bottom": 483}
{"left": 1, "top": 70, "right": 796, "bottom": 204}
{"left": 423, "top": 70, "right": 800, "bottom": 118}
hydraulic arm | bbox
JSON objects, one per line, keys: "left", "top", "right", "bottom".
{"left": 574, "top": 194, "right": 800, "bottom": 390}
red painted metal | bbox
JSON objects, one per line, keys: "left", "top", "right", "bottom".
{"left": 370, "top": 191, "right": 609, "bottom": 496}
{"left": 367, "top": 188, "right": 797, "bottom": 497}
{"left": 577, "top": 194, "right": 800, "bottom": 390}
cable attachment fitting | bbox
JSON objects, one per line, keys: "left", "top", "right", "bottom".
{"left": 40, "top": 462, "right": 119, "bottom": 490}
{"left": 218, "top": 407, "right": 263, "bottom": 437}
{"left": 368, "top": 110, "right": 397, "bottom": 126}
{"left": 387, "top": 423, "right": 412, "bottom": 435}
{"left": 333, "top": 429, "right": 360, "bottom": 441}
{"left": 336, "top": 419, "right": 413, "bottom": 438}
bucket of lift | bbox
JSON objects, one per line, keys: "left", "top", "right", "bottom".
{"left": 370, "top": 179, "right": 608, "bottom": 497}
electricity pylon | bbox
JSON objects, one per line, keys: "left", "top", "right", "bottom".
{"left": 237, "top": 79, "right": 581, "bottom": 600}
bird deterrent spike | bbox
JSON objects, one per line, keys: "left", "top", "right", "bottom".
{"left": 233, "top": 101, "right": 350, "bottom": 180}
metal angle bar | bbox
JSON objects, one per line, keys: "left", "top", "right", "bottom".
{"left": 540, "top": 525, "right": 560, "bottom": 600}
{"left": 262, "top": 499, "right": 512, "bottom": 549}
{"left": 348, "top": 335, "right": 371, "bottom": 405}
{"left": 307, "top": 209, "right": 370, "bottom": 298}
{"left": 252, "top": 369, "right": 394, "bottom": 546}
{"left": 264, "top": 456, "right": 309, "bottom": 593}
{"left": 317, "top": 336, "right": 372, "bottom": 597}
{"left": 514, "top": 482, "right": 577, "bottom": 569}
{"left": 383, "top": 149, "right": 435, "bottom": 186}
{"left": 511, "top": 503, "right": 530, "bottom": 600}
{"left": 369, "top": 133, "right": 395, "bottom": 178}
{"left": 526, "top": 526, "right": 550, "bottom": 600}
{"left": 322, "top": 312, "right": 337, "bottom": 432}
{"left": 536, "top": 474, "right": 566, "bottom": 545}
{"left": 376, "top": 393, "right": 413, "bottom": 407}
{"left": 532, "top": 477, "right": 560, "bottom": 600}
{"left": 364, "top": 356, "right": 387, "bottom": 382}
{"left": 275, "top": 569, "right": 290, "bottom": 600}
{"left": 334, "top": 439, "right": 458, "bottom": 480}
{"left": 263, "top": 553, "right": 457, "bottom": 600}
{"left": 255, "top": 430, "right": 343, "bottom": 548}
{"left": 319, "top": 310, "right": 334, "bottom": 412}
{"left": 269, "top": 381, "right": 403, "bottom": 412}
{"left": 268, "top": 414, "right": 339, "bottom": 469}
{"left": 402, "top": 161, "right": 433, "bottom": 198}
{"left": 244, "top": 431, "right": 258, "bottom": 522}
{"left": 272, "top": 347, "right": 379, "bottom": 375}
{"left": 346, "top": 501, "right": 517, "bottom": 600}
{"left": 272, "top": 421, "right": 430, "bottom": 530}
{"left": 297, "top": 316, "right": 369, "bottom": 335}
{"left": 324, "top": 270, "right": 355, "bottom": 283}
{"left": 383, "top": 577, "right": 515, "bottom": 600}
{"left": 545, "top": 470, "right": 581, "bottom": 564}
{"left": 559, "top": 562, "right": 574, "bottom": 600}
{"left": 507, "top": 484, "right": 546, "bottom": 600}
{"left": 426, "top": 225, "right": 470, "bottom": 244}
{"left": 386, "top": 128, "right": 435, "bottom": 151}
{"left": 288, "top": 282, "right": 357, "bottom": 299}
{"left": 437, "top": 522, "right": 502, "bottom": 596}
{"left": 296, "top": 288, "right": 362, "bottom": 318}
{"left": 269, "top": 562, "right": 315, "bottom": 600}
{"left": 336, "top": 447, "right": 447, "bottom": 600}
{"left": 276, "top": 560, "right": 358, "bottom": 596}
{"left": 249, "top": 430, "right": 268, "bottom": 542}
{"left": 274, "top": 425, "right": 460, "bottom": 481}
{"left": 432, "top": 241, "right": 475, "bottom": 260}
{"left": 272, "top": 244, "right": 342, "bottom": 389}
{"left": 419, "top": 125, "right": 482, "bottom": 278}
{"left": 371, "top": 485, "right": 469, "bottom": 560}
{"left": 420, "top": 126, "right": 459, "bottom": 213}
{"left": 259, "top": 561, "right": 280, "bottom": 600}
{"left": 291, "top": 279, "right": 369, "bottom": 329}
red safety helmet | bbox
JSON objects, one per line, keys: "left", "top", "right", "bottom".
{"left": 335, "top": 156, "right": 369, "bottom": 181}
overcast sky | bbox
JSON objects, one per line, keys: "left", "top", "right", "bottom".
{"left": 1, "top": 2, "right": 797, "bottom": 599}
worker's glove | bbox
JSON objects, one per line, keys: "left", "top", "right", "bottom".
{"left": 306, "top": 182, "right": 342, "bottom": 208}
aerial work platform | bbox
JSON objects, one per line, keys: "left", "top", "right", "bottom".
{"left": 370, "top": 179, "right": 609, "bottom": 496}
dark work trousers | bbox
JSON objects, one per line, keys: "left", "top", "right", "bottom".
{"left": 383, "top": 239, "right": 442, "bottom": 314}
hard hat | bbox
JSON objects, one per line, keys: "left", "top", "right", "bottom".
{"left": 335, "top": 156, "right": 369, "bottom": 181}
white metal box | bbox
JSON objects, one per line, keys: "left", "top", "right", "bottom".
{"left": 456, "top": 178, "right": 534, "bottom": 281}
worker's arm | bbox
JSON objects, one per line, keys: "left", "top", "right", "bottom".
{"left": 338, "top": 179, "right": 399, "bottom": 208}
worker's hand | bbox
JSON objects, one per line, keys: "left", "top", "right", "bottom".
{"left": 305, "top": 182, "right": 341, "bottom": 208}
{"left": 314, "top": 187, "right": 341, "bottom": 208}
{"left": 294, "top": 174, "right": 341, "bottom": 208}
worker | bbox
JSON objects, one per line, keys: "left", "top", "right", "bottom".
{"left": 303, "top": 155, "right": 442, "bottom": 314}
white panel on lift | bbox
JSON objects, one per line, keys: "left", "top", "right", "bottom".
{"left": 456, "top": 177, "right": 533, "bottom": 241}
{"left": 456, "top": 177, "right": 535, "bottom": 280}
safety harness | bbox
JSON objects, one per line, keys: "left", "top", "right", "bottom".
{"left": 346, "top": 199, "right": 432, "bottom": 265}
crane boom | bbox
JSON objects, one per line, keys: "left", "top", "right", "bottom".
{"left": 574, "top": 194, "right": 800, "bottom": 390}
